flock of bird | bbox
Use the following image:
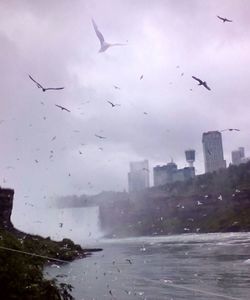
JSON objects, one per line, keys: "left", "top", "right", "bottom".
{"left": 26, "top": 13, "right": 239, "bottom": 172}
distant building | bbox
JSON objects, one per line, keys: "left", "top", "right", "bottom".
{"left": 231, "top": 147, "right": 250, "bottom": 165}
{"left": 128, "top": 160, "right": 149, "bottom": 193}
{"left": 202, "top": 131, "right": 226, "bottom": 173}
{"left": 232, "top": 149, "right": 242, "bottom": 165}
{"left": 185, "top": 149, "right": 195, "bottom": 167}
{"left": 153, "top": 160, "right": 195, "bottom": 187}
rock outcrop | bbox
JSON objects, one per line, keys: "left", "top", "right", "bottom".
{"left": 0, "top": 188, "right": 14, "bottom": 230}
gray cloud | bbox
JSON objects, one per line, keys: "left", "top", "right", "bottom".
{"left": 0, "top": 0, "right": 249, "bottom": 231}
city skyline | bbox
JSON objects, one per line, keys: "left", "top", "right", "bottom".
{"left": 0, "top": 0, "right": 249, "bottom": 215}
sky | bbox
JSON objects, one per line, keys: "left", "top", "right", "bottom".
{"left": 1, "top": 0, "right": 250, "bottom": 231}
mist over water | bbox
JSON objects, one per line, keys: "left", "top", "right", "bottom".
{"left": 12, "top": 206, "right": 103, "bottom": 244}
{"left": 46, "top": 232, "right": 250, "bottom": 300}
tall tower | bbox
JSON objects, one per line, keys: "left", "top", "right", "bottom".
{"left": 185, "top": 149, "right": 195, "bottom": 167}
{"left": 202, "top": 131, "right": 226, "bottom": 173}
{"left": 128, "top": 160, "right": 149, "bottom": 193}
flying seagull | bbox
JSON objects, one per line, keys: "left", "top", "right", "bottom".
{"left": 125, "top": 259, "right": 132, "bottom": 264}
{"left": 95, "top": 134, "right": 107, "bottom": 139}
{"left": 92, "top": 18, "right": 126, "bottom": 52}
{"left": 217, "top": 16, "right": 233, "bottom": 23}
{"left": 140, "top": 75, "right": 144, "bottom": 80}
{"left": 107, "top": 100, "right": 120, "bottom": 107}
{"left": 113, "top": 85, "right": 121, "bottom": 90}
{"left": 55, "top": 104, "right": 71, "bottom": 112}
{"left": 220, "top": 128, "right": 240, "bottom": 132}
{"left": 192, "top": 76, "right": 211, "bottom": 91}
{"left": 28, "top": 75, "right": 64, "bottom": 92}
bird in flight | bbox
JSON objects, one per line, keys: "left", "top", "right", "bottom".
{"left": 192, "top": 76, "right": 211, "bottom": 91}
{"left": 217, "top": 16, "right": 233, "bottom": 23}
{"left": 28, "top": 75, "right": 64, "bottom": 92}
{"left": 55, "top": 104, "right": 71, "bottom": 112}
{"left": 140, "top": 75, "right": 144, "bottom": 80}
{"left": 220, "top": 128, "right": 240, "bottom": 132}
{"left": 92, "top": 18, "right": 126, "bottom": 52}
{"left": 95, "top": 134, "right": 107, "bottom": 139}
{"left": 107, "top": 100, "right": 120, "bottom": 107}
{"left": 113, "top": 85, "right": 121, "bottom": 90}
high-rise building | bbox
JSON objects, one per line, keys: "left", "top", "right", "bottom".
{"left": 153, "top": 158, "right": 195, "bottom": 187}
{"left": 128, "top": 160, "right": 149, "bottom": 193}
{"left": 232, "top": 147, "right": 245, "bottom": 165}
{"left": 202, "top": 131, "right": 226, "bottom": 173}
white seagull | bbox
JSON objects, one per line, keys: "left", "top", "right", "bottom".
{"left": 92, "top": 18, "right": 126, "bottom": 53}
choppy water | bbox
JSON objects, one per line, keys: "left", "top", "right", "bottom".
{"left": 45, "top": 232, "right": 250, "bottom": 300}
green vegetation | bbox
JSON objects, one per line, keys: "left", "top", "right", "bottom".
{"left": 106, "top": 162, "right": 250, "bottom": 237}
{"left": 0, "top": 229, "right": 87, "bottom": 299}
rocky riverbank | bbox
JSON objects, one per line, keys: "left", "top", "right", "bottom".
{"left": 0, "top": 187, "right": 102, "bottom": 299}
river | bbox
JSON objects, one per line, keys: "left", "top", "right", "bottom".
{"left": 45, "top": 232, "right": 250, "bottom": 300}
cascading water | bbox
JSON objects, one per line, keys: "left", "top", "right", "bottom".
{"left": 13, "top": 206, "right": 103, "bottom": 245}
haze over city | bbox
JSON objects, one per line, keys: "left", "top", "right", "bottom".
{"left": 1, "top": 0, "right": 250, "bottom": 222}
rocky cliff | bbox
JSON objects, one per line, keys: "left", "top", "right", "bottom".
{"left": 0, "top": 187, "right": 14, "bottom": 230}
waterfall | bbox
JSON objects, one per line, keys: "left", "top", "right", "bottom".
{"left": 13, "top": 206, "right": 103, "bottom": 245}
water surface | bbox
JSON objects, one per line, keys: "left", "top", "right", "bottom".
{"left": 46, "top": 232, "right": 250, "bottom": 300}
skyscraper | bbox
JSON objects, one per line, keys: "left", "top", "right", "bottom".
{"left": 128, "top": 160, "right": 149, "bottom": 193}
{"left": 202, "top": 131, "right": 226, "bottom": 173}
{"left": 232, "top": 147, "right": 245, "bottom": 165}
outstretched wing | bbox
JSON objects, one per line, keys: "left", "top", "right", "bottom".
{"left": 107, "top": 101, "right": 114, "bottom": 107}
{"left": 29, "top": 74, "right": 43, "bottom": 89}
{"left": 192, "top": 76, "right": 203, "bottom": 84}
{"left": 45, "top": 87, "right": 64, "bottom": 91}
{"left": 110, "top": 43, "right": 126, "bottom": 47}
{"left": 217, "top": 15, "right": 225, "bottom": 21}
{"left": 203, "top": 82, "right": 211, "bottom": 91}
{"left": 92, "top": 18, "right": 105, "bottom": 45}
{"left": 225, "top": 18, "right": 233, "bottom": 22}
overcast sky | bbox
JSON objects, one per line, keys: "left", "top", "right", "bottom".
{"left": 1, "top": 0, "right": 250, "bottom": 230}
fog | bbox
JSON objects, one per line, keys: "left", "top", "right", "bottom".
{"left": 0, "top": 0, "right": 250, "bottom": 234}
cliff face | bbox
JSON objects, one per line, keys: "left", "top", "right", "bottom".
{"left": 0, "top": 188, "right": 14, "bottom": 230}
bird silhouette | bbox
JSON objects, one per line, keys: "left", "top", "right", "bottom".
{"left": 107, "top": 100, "right": 120, "bottom": 107}
{"left": 125, "top": 259, "right": 132, "bottom": 264}
{"left": 92, "top": 18, "right": 126, "bottom": 52}
{"left": 192, "top": 76, "right": 211, "bottom": 90}
{"left": 140, "top": 74, "right": 144, "bottom": 80}
{"left": 95, "top": 134, "right": 107, "bottom": 139}
{"left": 220, "top": 128, "right": 240, "bottom": 132}
{"left": 55, "top": 104, "right": 71, "bottom": 112}
{"left": 113, "top": 85, "right": 121, "bottom": 90}
{"left": 28, "top": 75, "right": 64, "bottom": 92}
{"left": 217, "top": 15, "right": 233, "bottom": 23}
